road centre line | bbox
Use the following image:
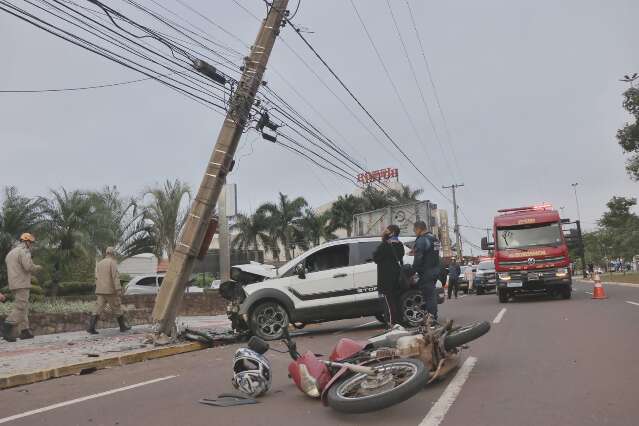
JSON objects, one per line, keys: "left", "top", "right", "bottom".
{"left": 418, "top": 356, "right": 478, "bottom": 426}
{"left": 626, "top": 301, "right": 639, "bottom": 307}
{"left": 585, "top": 291, "right": 593, "bottom": 295}
{"left": 493, "top": 308, "right": 507, "bottom": 324}
{"left": 0, "top": 376, "right": 177, "bottom": 424}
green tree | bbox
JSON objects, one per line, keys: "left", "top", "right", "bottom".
{"left": 296, "top": 208, "right": 336, "bottom": 248}
{"left": 143, "top": 179, "right": 191, "bottom": 260}
{"left": 596, "top": 196, "right": 639, "bottom": 261}
{"left": 231, "top": 212, "right": 274, "bottom": 254}
{"left": 617, "top": 86, "right": 639, "bottom": 180}
{"left": 0, "top": 187, "right": 44, "bottom": 288}
{"left": 329, "top": 194, "right": 363, "bottom": 237}
{"left": 257, "top": 193, "right": 308, "bottom": 261}
{"left": 88, "top": 186, "right": 155, "bottom": 258}
{"left": 359, "top": 187, "right": 393, "bottom": 211}
{"left": 388, "top": 185, "right": 424, "bottom": 204}
{"left": 41, "top": 188, "right": 94, "bottom": 296}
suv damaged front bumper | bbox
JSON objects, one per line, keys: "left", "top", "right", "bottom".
{"left": 219, "top": 280, "right": 250, "bottom": 333}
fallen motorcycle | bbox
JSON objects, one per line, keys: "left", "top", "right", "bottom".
{"left": 248, "top": 317, "right": 490, "bottom": 413}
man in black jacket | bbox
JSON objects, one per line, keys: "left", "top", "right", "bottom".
{"left": 373, "top": 224, "right": 405, "bottom": 326}
{"left": 447, "top": 258, "right": 462, "bottom": 299}
{"left": 412, "top": 221, "right": 441, "bottom": 320}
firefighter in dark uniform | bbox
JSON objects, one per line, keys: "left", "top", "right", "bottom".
{"left": 412, "top": 220, "right": 442, "bottom": 320}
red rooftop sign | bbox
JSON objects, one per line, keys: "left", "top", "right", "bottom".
{"left": 357, "top": 168, "right": 399, "bottom": 184}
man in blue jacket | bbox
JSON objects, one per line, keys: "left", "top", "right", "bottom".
{"left": 412, "top": 221, "right": 442, "bottom": 320}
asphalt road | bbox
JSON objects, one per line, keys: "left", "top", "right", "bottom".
{"left": 1, "top": 281, "right": 638, "bottom": 426}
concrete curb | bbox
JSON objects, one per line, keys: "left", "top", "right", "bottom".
{"left": 575, "top": 279, "right": 639, "bottom": 289}
{"left": 0, "top": 341, "right": 208, "bottom": 390}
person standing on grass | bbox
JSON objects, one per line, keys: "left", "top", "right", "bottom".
{"left": 3, "top": 233, "right": 41, "bottom": 342}
{"left": 373, "top": 224, "right": 405, "bottom": 327}
{"left": 87, "top": 247, "right": 131, "bottom": 334}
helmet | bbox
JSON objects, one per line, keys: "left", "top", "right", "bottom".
{"left": 231, "top": 348, "right": 272, "bottom": 397}
{"left": 20, "top": 233, "right": 35, "bottom": 242}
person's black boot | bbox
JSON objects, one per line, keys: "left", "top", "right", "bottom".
{"left": 2, "top": 322, "right": 16, "bottom": 342}
{"left": 19, "top": 329, "right": 34, "bottom": 339}
{"left": 86, "top": 315, "right": 99, "bottom": 335}
{"left": 117, "top": 315, "right": 131, "bottom": 332}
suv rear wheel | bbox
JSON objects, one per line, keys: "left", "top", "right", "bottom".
{"left": 399, "top": 290, "right": 428, "bottom": 327}
{"left": 249, "top": 301, "right": 289, "bottom": 341}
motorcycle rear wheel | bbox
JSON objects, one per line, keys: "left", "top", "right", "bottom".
{"left": 326, "top": 358, "right": 427, "bottom": 413}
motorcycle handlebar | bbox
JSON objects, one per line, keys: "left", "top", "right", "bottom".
{"left": 282, "top": 329, "right": 301, "bottom": 360}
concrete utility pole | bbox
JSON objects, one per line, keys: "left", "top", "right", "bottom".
{"left": 218, "top": 184, "right": 230, "bottom": 282}
{"left": 152, "top": 0, "right": 289, "bottom": 337}
{"left": 571, "top": 183, "right": 582, "bottom": 224}
{"left": 443, "top": 183, "right": 464, "bottom": 260}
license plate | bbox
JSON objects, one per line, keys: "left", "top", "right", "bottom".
{"left": 507, "top": 281, "right": 523, "bottom": 288}
{"left": 488, "top": 279, "right": 496, "bottom": 283}
{"left": 528, "top": 273, "right": 540, "bottom": 280}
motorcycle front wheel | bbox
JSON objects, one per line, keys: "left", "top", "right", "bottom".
{"left": 326, "top": 358, "right": 427, "bottom": 413}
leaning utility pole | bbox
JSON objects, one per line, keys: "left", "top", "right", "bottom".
{"left": 443, "top": 183, "right": 464, "bottom": 260}
{"left": 152, "top": 0, "right": 289, "bottom": 337}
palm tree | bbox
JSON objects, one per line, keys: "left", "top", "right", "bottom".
{"left": 231, "top": 212, "right": 274, "bottom": 254}
{"left": 0, "top": 187, "right": 44, "bottom": 288}
{"left": 143, "top": 179, "right": 191, "bottom": 260}
{"left": 41, "top": 188, "right": 94, "bottom": 296}
{"left": 88, "top": 187, "right": 155, "bottom": 258}
{"left": 296, "top": 208, "right": 336, "bottom": 247}
{"left": 257, "top": 193, "right": 308, "bottom": 261}
{"left": 360, "top": 187, "right": 393, "bottom": 211}
{"left": 388, "top": 185, "right": 424, "bottom": 204}
{"left": 329, "top": 194, "right": 363, "bottom": 237}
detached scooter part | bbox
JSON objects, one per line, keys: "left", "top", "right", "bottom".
{"left": 198, "top": 393, "right": 259, "bottom": 407}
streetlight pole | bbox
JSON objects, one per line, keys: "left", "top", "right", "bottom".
{"left": 571, "top": 183, "right": 582, "bottom": 223}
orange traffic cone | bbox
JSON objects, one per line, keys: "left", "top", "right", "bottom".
{"left": 592, "top": 273, "right": 607, "bottom": 299}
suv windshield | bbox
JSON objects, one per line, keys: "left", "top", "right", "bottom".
{"left": 497, "top": 222, "right": 562, "bottom": 249}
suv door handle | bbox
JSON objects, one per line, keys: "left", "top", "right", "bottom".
{"left": 333, "top": 273, "right": 348, "bottom": 278}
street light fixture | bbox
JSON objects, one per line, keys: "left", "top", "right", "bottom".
{"left": 571, "top": 183, "right": 582, "bottom": 223}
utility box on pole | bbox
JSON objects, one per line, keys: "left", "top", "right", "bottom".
{"left": 152, "top": 0, "right": 289, "bottom": 338}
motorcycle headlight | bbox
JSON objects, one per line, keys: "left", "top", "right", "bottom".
{"left": 298, "top": 364, "right": 320, "bottom": 398}
{"left": 498, "top": 272, "right": 511, "bottom": 281}
{"left": 556, "top": 267, "right": 569, "bottom": 277}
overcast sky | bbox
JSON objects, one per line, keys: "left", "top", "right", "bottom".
{"left": 1, "top": 0, "right": 638, "bottom": 250}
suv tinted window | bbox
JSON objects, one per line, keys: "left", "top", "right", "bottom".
{"left": 137, "top": 277, "right": 157, "bottom": 286}
{"left": 354, "top": 241, "right": 379, "bottom": 265}
{"left": 305, "top": 244, "right": 349, "bottom": 273}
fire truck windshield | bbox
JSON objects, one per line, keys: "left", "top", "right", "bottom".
{"left": 497, "top": 222, "right": 562, "bottom": 249}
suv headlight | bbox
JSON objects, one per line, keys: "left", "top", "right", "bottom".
{"left": 556, "top": 267, "right": 569, "bottom": 277}
{"left": 498, "top": 272, "right": 511, "bottom": 281}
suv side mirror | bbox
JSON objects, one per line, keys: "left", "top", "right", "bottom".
{"left": 295, "top": 263, "right": 306, "bottom": 279}
{"left": 481, "top": 237, "right": 494, "bottom": 251}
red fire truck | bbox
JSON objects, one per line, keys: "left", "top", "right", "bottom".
{"left": 481, "top": 204, "right": 572, "bottom": 303}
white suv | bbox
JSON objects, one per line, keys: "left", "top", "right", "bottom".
{"left": 220, "top": 236, "right": 445, "bottom": 340}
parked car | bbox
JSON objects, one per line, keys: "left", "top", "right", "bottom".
{"left": 124, "top": 274, "right": 204, "bottom": 295}
{"left": 220, "top": 236, "right": 445, "bottom": 340}
{"left": 474, "top": 260, "right": 496, "bottom": 295}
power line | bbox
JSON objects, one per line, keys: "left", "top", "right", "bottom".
{"left": 278, "top": 2, "right": 452, "bottom": 204}
{"left": 405, "top": 0, "right": 462, "bottom": 180}
{"left": 349, "top": 0, "right": 438, "bottom": 170}
{"left": 0, "top": 76, "right": 154, "bottom": 92}
{"left": 385, "top": 0, "right": 456, "bottom": 183}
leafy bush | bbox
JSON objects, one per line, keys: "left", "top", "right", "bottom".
{"left": 57, "top": 281, "right": 96, "bottom": 296}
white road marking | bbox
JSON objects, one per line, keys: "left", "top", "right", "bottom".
{"left": 418, "top": 356, "right": 478, "bottom": 426}
{"left": 0, "top": 375, "right": 177, "bottom": 424}
{"left": 626, "top": 301, "right": 639, "bottom": 307}
{"left": 493, "top": 308, "right": 507, "bottom": 324}
{"left": 585, "top": 291, "right": 593, "bottom": 295}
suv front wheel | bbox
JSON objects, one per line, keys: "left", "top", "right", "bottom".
{"left": 249, "top": 301, "right": 289, "bottom": 341}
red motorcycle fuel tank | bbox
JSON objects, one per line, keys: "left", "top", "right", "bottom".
{"left": 329, "top": 338, "right": 367, "bottom": 362}
{"left": 289, "top": 351, "right": 331, "bottom": 394}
